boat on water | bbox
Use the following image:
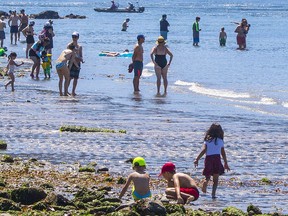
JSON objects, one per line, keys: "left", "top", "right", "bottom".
{"left": 94, "top": 7, "right": 145, "bottom": 13}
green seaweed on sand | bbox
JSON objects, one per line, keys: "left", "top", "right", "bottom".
{"left": 79, "top": 166, "right": 96, "bottom": 173}
{"left": 59, "top": 125, "right": 127, "bottom": 134}
{"left": 0, "top": 140, "right": 7, "bottom": 150}
{"left": 261, "top": 177, "right": 272, "bottom": 184}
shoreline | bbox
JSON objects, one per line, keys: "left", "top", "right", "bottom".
{"left": 0, "top": 154, "right": 286, "bottom": 215}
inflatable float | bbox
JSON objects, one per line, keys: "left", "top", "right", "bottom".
{"left": 99, "top": 51, "right": 133, "bottom": 57}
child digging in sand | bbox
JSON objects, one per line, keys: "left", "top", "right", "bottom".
{"left": 159, "top": 162, "right": 199, "bottom": 204}
{"left": 119, "top": 157, "right": 152, "bottom": 201}
{"left": 194, "top": 123, "right": 230, "bottom": 199}
{"left": 5, "top": 52, "right": 24, "bottom": 91}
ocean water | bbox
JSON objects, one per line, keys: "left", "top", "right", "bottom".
{"left": 0, "top": 0, "right": 287, "bottom": 213}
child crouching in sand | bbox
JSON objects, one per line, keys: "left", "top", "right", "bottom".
{"left": 5, "top": 52, "right": 24, "bottom": 91}
{"left": 159, "top": 162, "right": 199, "bottom": 204}
{"left": 119, "top": 157, "right": 152, "bottom": 201}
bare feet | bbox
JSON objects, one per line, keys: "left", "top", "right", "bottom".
{"left": 185, "top": 196, "right": 195, "bottom": 204}
{"left": 201, "top": 180, "right": 208, "bottom": 193}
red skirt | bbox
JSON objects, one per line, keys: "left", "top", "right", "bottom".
{"left": 202, "top": 154, "right": 224, "bottom": 177}
{"left": 237, "top": 35, "right": 246, "bottom": 46}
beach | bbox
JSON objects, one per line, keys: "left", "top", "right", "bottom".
{"left": 0, "top": 0, "right": 288, "bottom": 214}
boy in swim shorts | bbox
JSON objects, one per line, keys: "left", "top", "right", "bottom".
{"left": 119, "top": 157, "right": 152, "bottom": 201}
{"left": 159, "top": 162, "right": 199, "bottom": 204}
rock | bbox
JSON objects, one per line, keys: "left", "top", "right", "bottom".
{"left": 165, "top": 203, "right": 185, "bottom": 214}
{"left": 98, "top": 186, "right": 112, "bottom": 192}
{"left": 117, "top": 177, "right": 126, "bottom": 184}
{"left": 222, "top": 206, "right": 246, "bottom": 216}
{"left": 0, "top": 198, "right": 21, "bottom": 211}
{"left": 1, "top": 155, "right": 14, "bottom": 163}
{"left": 101, "top": 197, "right": 121, "bottom": 203}
{"left": 55, "top": 194, "right": 73, "bottom": 206}
{"left": 97, "top": 167, "right": 109, "bottom": 172}
{"left": 131, "top": 199, "right": 166, "bottom": 215}
{"left": 74, "top": 188, "right": 105, "bottom": 203}
{"left": 89, "top": 205, "right": 116, "bottom": 214}
{"left": 0, "top": 192, "right": 10, "bottom": 199}
{"left": 30, "top": 10, "right": 61, "bottom": 19}
{"left": 11, "top": 187, "right": 47, "bottom": 205}
{"left": 65, "top": 13, "right": 86, "bottom": 19}
{"left": 0, "top": 140, "right": 7, "bottom": 150}
{"left": 79, "top": 166, "right": 95, "bottom": 173}
{"left": 0, "top": 180, "right": 6, "bottom": 187}
{"left": 32, "top": 201, "right": 49, "bottom": 211}
{"left": 40, "top": 183, "right": 54, "bottom": 190}
{"left": 247, "top": 204, "right": 262, "bottom": 215}
{"left": 28, "top": 158, "right": 38, "bottom": 162}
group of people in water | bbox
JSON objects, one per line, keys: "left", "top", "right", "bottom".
{"left": 0, "top": 7, "right": 250, "bottom": 97}
{"left": 119, "top": 123, "right": 230, "bottom": 203}
{"left": 130, "top": 15, "right": 250, "bottom": 95}
{"left": 1, "top": 9, "right": 83, "bottom": 96}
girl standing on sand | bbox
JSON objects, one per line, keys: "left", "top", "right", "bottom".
{"left": 5, "top": 52, "right": 24, "bottom": 91}
{"left": 194, "top": 123, "right": 230, "bottom": 199}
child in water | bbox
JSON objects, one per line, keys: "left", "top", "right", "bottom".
{"left": 5, "top": 52, "right": 24, "bottom": 91}
{"left": 119, "top": 157, "right": 152, "bottom": 201}
{"left": 41, "top": 50, "right": 52, "bottom": 78}
{"left": 159, "top": 162, "right": 199, "bottom": 204}
{"left": 194, "top": 123, "right": 230, "bottom": 199}
{"left": 219, "top": 27, "right": 227, "bottom": 46}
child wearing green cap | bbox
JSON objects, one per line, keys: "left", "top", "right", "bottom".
{"left": 119, "top": 157, "right": 152, "bottom": 201}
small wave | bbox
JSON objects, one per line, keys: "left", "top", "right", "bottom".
{"left": 145, "top": 62, "right": 154, "bottom": 68}
{"left": 282, "top": 102, "right": 288, "bottom": 108}
{"left": 175, "top": 80, "right": 250, "bottom": 99}
{"left": 142, "top": 69, "right": 154, "bottom": 77}
{"left": 175, "top": 80, "right": 194, "bottom": 86}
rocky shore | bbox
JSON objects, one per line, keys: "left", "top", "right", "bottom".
{"left": 0, "top": 153, "right": 286, "bottom": 216}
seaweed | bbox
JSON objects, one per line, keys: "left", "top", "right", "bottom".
{"left": 59, "top": 125, "right": 127, "bottom": 134}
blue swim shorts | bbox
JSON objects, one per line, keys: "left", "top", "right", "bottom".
{"left": 10, "top": 26, "right": 18, "bottom": 33}
{"left": 133, "top": 61, "right": 143, "bottom": 77}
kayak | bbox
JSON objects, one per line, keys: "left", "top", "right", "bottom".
{"left": 94, "top": 7, "right": 145, "bottom": 13}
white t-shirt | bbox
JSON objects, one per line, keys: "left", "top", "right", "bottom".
{"left": 205, "top": 138, "right": 224, "bottom": 156}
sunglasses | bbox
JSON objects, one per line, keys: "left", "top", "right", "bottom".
{"left": 72, "top": 35, "right": 78, "bottom": 38}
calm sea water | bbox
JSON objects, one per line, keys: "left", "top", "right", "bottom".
{"left": 1, "top": 0, "right": 287, "bottom": 213}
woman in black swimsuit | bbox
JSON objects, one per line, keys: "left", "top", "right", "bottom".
{"left": 22, "top": 21, "right": 35, "bottom": 58}
{"left": 150, "top": 36, "right": 173, "bottom": 95}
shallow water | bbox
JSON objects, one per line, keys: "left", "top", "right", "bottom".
{"left": 1, "top": 0, "right": 288, "bottom": 213}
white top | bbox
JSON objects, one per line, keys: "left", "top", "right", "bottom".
{"left": 8, "top": 64, "right": 15, "bottom": 75}
{"left": 205, "top": 138, "right": 224, "bottom": 156}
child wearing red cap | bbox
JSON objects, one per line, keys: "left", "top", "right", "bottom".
{"left": 119, "top": 157, "right": 151, "bottom": 201}
{"left": 159, "top": 162, "right": 199, "bottom": 204}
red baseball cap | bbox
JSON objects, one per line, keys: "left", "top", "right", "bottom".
{"left": 159, "top": 162, "right": 176, "bottom": 176}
